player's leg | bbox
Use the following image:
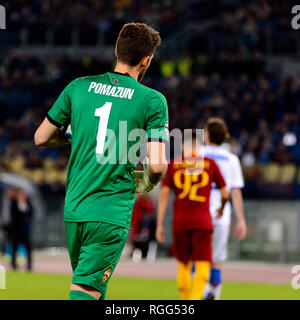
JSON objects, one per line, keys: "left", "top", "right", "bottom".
{"left": 177, "top": 261, "right": 192, "bottom": 300}
{"left": 65, "top": 222, "right": 97, "bottom": 300}
{"left": 173, "top": 230, "right": 192, "bottom": 300}
{"left": 205, "top": 225, "right": 230, "bottom": 300}
{"left": 11, "top": 234, "right": 19, "bottom": 270}
{"left": 209, "top": 262, "right": 222, "bottom": 300}
{"left": 189, "top": 230, "right": 212, "bottom": 300}
{"left": 70, "top": 221, "right": 128, "bottom": 300}
{"left": 23, "top": 233, "right": 32, "bottom": 271}
{"left": 65, "top": 222, "right": 82, "bottom": 270}
{"left": 189, "top": 261, "right": 210, "bottom": 300}
{"left": 69, "top": 284, "right": 100, "bottom": 300}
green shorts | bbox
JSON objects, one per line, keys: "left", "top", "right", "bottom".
{"left": 65, "top": 221, "right": 128, "bottom": 299}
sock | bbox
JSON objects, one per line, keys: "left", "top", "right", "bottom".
{"left": 69, "top": 290, "right": 97, "bottom": 300}
{"left": 210, "top": 268, "right": 221, "bottom": 287}
{"left": 210, "top": 268, "right": 222, "bottom": 300}
{"left": 190, "top": 261, "right": 210, "bottom": 300}
{"left": 177, "top": 262, "right": 192, "bottom": 300}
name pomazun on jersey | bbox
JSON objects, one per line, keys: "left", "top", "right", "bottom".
{"left": 88, "top": 82, "right": 135, "bottom": 100}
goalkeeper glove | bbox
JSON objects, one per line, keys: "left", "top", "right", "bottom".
{"left": 62, "top": 124, "right": 72, "bottom": 142}
{"left": 134, "top": 157, "right": 157, "bottom": 194}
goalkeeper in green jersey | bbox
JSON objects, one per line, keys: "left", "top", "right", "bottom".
{"left": 34, "top": 23, "right": 169, "bottom": 300}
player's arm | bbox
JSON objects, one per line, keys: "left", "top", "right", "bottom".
{"left": 155, "top": 185, "right": 171, "bottom": 244}
{"left": 35, "top": 79, "right": 76, "bottom": 147}
{"left": 231, "top": 188, "right": 247, "bottom": 240}
{"left": 155, "top": 162, "right": 173, "bottom": 243}
{"left": 147, "top": 141, "right": 168, "bottom": 183}
{"left": 136, "top": 93, "right": 169, "bottom": 194}
{"left": 135, "top": 141, "right": 168, "bottom": 193}
{"left": 230, "top": 155, "right": 247, "bottom": 240}
{"left": 216, "top": 186, "right": 229, "bottom": 219}
{"left": 34, "top": 118, "right": 70, "bottom": 147}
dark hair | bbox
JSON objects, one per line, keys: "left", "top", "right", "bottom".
{"left": 116, "top": 22, "right": 161, "bottom": 66}
{"left": 206, "top": 117, "right": 229, "bottom": 145}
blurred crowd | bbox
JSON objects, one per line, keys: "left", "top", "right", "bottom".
{"left": 1, "top": 0, "right": 298, "bottom": 54}
{"left": 1, "top": 52, "right": 300, "bottom": 171}
{"left": 188, "top": 0, "right": 298, "bottom": 55}
{"left": 156, "top": 53, "right": 300, "bottom": 166}
{"left": 0, "top": 0, "right": 300, "bottom": 197}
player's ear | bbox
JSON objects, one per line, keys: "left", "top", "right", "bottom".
{"left": 140, "top": 55, "right": 152, "bottom": 68}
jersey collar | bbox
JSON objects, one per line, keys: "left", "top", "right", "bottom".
{"left": 110, "top": 71, "right": 132, "bottom": 78}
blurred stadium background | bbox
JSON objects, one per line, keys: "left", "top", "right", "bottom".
{"left": 0, "top": 0, "right": 300, "bottom": 299}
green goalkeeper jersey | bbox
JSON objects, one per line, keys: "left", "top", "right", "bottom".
{"left": 47, "top": 72, "right": 169, "bottom": 229}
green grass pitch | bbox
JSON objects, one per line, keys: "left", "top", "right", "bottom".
{"left": 0, "top": 272, "right": 299, "bottom": 300}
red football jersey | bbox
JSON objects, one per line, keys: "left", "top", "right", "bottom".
{"left": 162, "top": 156, "right": 226, "bottom": 231}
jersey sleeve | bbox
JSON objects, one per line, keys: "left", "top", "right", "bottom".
{"left": 47, "top": 79, "right": 77, "bottom": 127}
{"left": 230, "top": 155, "right": 244, "bottom": 189}
{"left": 162, "top": 163, "right": 174, "bottom": 189}
{"left": 212, "top": 160, "right": 226, "bottom": 190}
{"left": 144, "top": 94, "right": 169, "bottom": 142}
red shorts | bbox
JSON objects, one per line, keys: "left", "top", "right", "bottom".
{"left": 172, "top": 229, "right": 212, "bottom": 264}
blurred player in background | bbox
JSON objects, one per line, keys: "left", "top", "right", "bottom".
{"left": 130, "top": 195, "right": 155, "bottom": 259}
{"left": 34, "top": 23, "right": 168, "bottom": 300}
{"left": 10, "top": 188, "right": 33, "bottom": 271}
{"left": 203, "top": 118, "right": 247, "bottom": 300}
{"left": 156, "top": 132, "right": 229, "bottom": 300}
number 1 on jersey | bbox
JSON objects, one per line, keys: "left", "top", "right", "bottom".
{"left": 94, "top": 102, "right": 112, "bottom": 154}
